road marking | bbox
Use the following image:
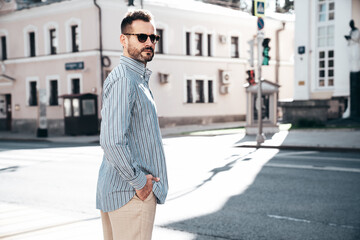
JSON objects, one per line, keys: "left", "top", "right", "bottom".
{"left": 276, "top": 151, "right": 319, "bottom": 156}
{"left": 268, "top": 215, "right": 311, "bottom": 223}
{"left": 266, "top": 163, "right": 360, "bottom": 173}
{"left": 274, "top": 155, "right": 360, "bottom": 162}
{"left": 268, "top": 214, "right": 359, "bottom": 230}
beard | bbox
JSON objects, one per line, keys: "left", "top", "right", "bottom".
{"left": 127, "top": 44, "right": 154, "bottom": 64}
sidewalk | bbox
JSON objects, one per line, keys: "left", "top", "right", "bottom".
{"left": 0, "top": 121, "right": 359, "bottom": 151}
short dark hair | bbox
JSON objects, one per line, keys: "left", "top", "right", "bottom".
{"left": 121, "top": 10, "right": 154, "bottom": 34}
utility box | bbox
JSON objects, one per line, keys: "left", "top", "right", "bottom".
{"left": 59, "top": 93, "right": 98, "bottom": 136}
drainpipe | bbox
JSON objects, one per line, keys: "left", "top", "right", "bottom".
{"left": 275, "top": 22, "right": 285, "bottom": 121}
{"left": 93, "top": 0, "right": 104, "bottom": 86}
{"left": 275, "top": 22, "right": 285, "bottom": 84}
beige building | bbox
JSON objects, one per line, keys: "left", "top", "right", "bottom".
{"left": 0, "top": 0, "right": 294, "bottom": 135}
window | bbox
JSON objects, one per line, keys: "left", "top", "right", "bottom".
{"left": 231, "top": 36, "right": 239, "bottom": 58}
{"left": 186, "top": 80, "right": 193, "bottom": 103}
{"left": 49, "top": 29, "right": 57, "bottom": 55}
{"left": 44, "top": 22, "right": 59, "bottom": 55}
{"left": 318, "top": 0, "right": 335, "bottom": 22}
{"left": 195, "top": 80, "right": 205, "bottom": 103}
{"left": 29, "top": 81, "right": 37, "bottom": 106}
{"left": 186, "top": 32, "right": 191, "bottom": 56}
{"left": 64, "top": 99, "right": 71, "bottom": 117}
{"left": 317, "top": 25, "right": 334, "bottom": 47}
{"left": 186, "top": 78, "right": 215, "bottom": 104}
{"left": 24, "top": 25, "right": 37, "bottom": 57}
{"left": 195, "top": 33, "right": 202, "bottom": 56}
{"left": 66, "top": 18, "right": 81, "bottom": 52}
{"left": 317, "top": 0, "right": 335, "bottom": 88}
{"left": 72, "top": 78, "right": 80, "bottom": 94}
{"left": 1, "top": 36, "right": 6, "bottom": 60}
{"left": 318, "top": 50, "right": 334, "bottom": 87}
{"left": 71, "top": 25, "right": 79, "bottom": 52}
{"left": 72, "top": 99, "right": 80, "bottom": 117}
{"left": 207, "top": 34, "right": 212, "bottom": 57}
{"left": 29, "top": 32, "right": 36, "bottom": 57}
{"left": 208, "top": 80, "right": 214, "bottom": 103}
{"left": 155, "top": 29, "right": 163, "bottom": 54}
{"left": 49, "top": 80, "right": 58, "bottom": 105}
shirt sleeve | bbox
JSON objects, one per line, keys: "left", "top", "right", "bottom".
{"left": 100, "top": 74, "right": 147, "bottom": 190}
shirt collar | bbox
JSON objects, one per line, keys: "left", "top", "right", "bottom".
{"left": 120, "top": 55, "right": 152, "bottom": 82}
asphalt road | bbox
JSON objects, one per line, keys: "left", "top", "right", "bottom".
{"left": 165, "top": 150, "right": 360, "bottom": 240}
{"left": 0, "top": 137, "right": 359, "bottom": 240}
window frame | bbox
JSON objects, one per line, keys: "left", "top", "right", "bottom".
{"left": 231, "top": 36, "right": 239, "bottom": 58}
{"left": 67, "top": 73, "right": 82, "bottom": 94}
{"left": 65, "top": 18, "right": 81, "bottom": 53}
{"left": 44, "top": 22, "right": 59, "bottom": 55}
{"left": 1, "top": 35, "right": 7, "bottom": 60}
{"left": 194, "top": 33, "right": 203, "bottom": 56}
{"left": 0, "top": 29, "right": 8, "bottom": 61}
{"left": 184, "top": 27, "right": 213, "bottom": 57}
{"left": 46, "top": 75, "right": 60, "bottom": 106}
{"left": 184, "top": 76, "right": 216, "bottom": 104}
{"left": 24, "top": 25, "right": 38, "bottom": 58}
{"left": 26, "top": 77, "right": 39, "bottom": 107}
{"left": 316, "top": 0, "right": 335, "bottom": 89}
{"left": 155, "top": 28, "right": 164, "bottom": 54}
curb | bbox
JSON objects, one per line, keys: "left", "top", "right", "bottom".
{"left": 0, "top": 138, "right": 100, "bottom": 145}
{"left": 235, "top": 144, "right": 360, "bottom": 153}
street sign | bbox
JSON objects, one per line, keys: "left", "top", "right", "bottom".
{"left": 65, "top": 62, "right": 84, "bottom": 71}
{"left": 257, "top": 17, "right": 264, "bottom": 30}
{"left": 254, "top": 0, "right": 265, "bottom": 17}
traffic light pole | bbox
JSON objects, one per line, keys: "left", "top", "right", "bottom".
{"left": 256, "top": 30, "right": 265, "bottom": 146}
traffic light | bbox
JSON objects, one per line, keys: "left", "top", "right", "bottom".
{"left": 246, "top": 70, "right": 256, "bottom": 85}
{"left": 262, "top": 38, "right": 271, "bottom": 66}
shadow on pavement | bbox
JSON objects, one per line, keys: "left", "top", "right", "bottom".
{"left": 164, "top": 152, "right": 360, "bottom": 240}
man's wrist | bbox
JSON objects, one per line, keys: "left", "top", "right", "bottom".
{"left": 129, "top": 171, "right": 147, "bottom": 190}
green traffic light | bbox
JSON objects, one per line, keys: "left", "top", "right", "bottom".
{"left": 262, "top": 47, "right": 270, "bottom": 65}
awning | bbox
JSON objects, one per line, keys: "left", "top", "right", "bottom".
{"left": 0, "top": 74, "right": 15, "bottom": 86}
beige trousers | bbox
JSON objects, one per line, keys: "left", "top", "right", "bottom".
{"left": 100, "top": 193, "right": 157, "bottom": 240}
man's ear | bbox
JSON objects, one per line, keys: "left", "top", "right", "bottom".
{"left": 120, "top": 34, "right": 127, "bottom": 48}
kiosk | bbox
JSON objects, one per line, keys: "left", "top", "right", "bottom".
{"left": 59, "top": 93, "right": 98, "bottom": 135}
{"left": 245, "top": 80, "right": 280, "bottom": 135}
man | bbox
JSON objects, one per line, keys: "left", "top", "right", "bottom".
{"left": 96, "top": 9, "right": 168, "bottom": 240}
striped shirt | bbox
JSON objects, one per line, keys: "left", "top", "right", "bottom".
{"left": 96, "top": 55, "right": 168, "bottom": 212}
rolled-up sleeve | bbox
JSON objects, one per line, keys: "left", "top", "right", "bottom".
{"left": 100, "top": 74, "right": 147, "bottom": 190}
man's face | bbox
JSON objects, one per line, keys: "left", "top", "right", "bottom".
{"left": 121, "top": 20, "right": 156, "bottom": 65}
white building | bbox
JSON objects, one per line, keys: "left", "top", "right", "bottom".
{"left": 289, "top": 0, "right": 360, "bottom": 121}
{"left": 0, "top": 0, "right": 294, "bottom": 135}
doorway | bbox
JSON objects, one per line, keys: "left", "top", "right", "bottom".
{"left": 0, "top": 94, "right": 11, "bottom": 131}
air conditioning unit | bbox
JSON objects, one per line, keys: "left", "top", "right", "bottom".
{"left": 220, "top": 85, "right": 230, "bottom": 95}
{"left": 219, "top": 35, "right": 227, "bottom": 44}
{"left": 158, "top": 73, "right": 169, "bottom": 84}
{"left": 220, "top": 71, "right": 230, "bottom": 85}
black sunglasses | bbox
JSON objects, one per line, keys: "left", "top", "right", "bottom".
{"left": 124, "top": 33, "right": 160, "bottom": 43}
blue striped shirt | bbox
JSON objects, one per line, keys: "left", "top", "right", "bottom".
{"left": 96, "top": 55, "right": 168, "bottom": 212}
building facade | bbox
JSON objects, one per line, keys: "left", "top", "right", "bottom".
{"left": 0, "top": 0, "right": 294, "bottom": 135}
{"left": 291, "top": 0, "right": 360, "bottom": 121}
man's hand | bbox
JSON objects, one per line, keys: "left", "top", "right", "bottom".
{"left": 135, "top": 174, "right": 160, "bottom": 201}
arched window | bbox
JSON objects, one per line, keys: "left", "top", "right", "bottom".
{"left": 44, "top": 22, "right": 59, "bottom": 55}
{"left": 65, "top": 18, "right": 81, "bottom": 53}
{"left": 23, "top": 25, "right": 38, "bottom": 57}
